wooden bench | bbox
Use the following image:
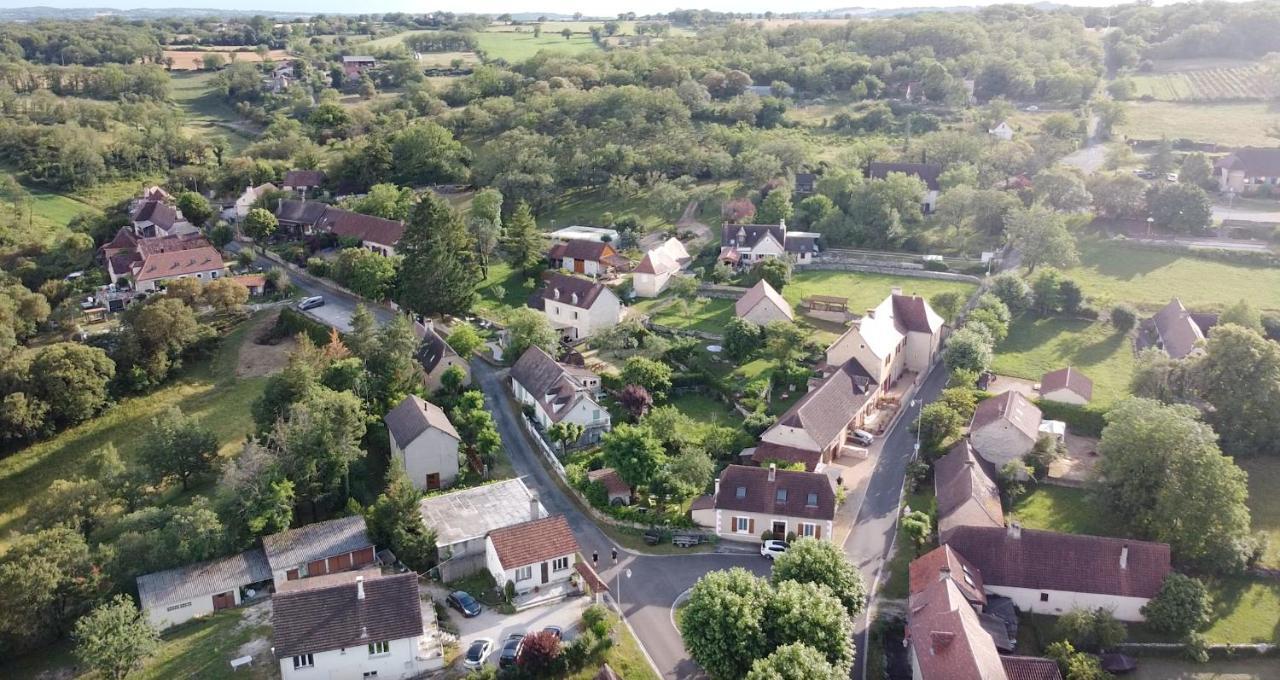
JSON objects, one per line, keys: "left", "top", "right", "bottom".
{"left": 230, "top": 655, "right": 253, "bottom": 671}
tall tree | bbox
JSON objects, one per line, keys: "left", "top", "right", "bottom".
{"left": 1006, "top": 205, "right": 1078, "bottom": 273}
{"left": 746, "top": 643, "right": 842, "bottom": 680}
{"left": 0, "top": 527, "right": 102, "bottom": 652}
{"left": 273, "top": 388, "right": 367, "bottom": 512}
{"left": 601, "top": 423, "right": 667, "bottom": 490}
{"left": 680, "top": 568, "right": 772, "bottom": 680}
{"left": 176, "top": 191, "right": 213, "bottom": 227}
{"left": 757, "top": 187, "right": 794, "bottom": 225}
{"left": 1148, "top": 183, "right": 1212, "bottom": 233}
{"left": 770, "top": 538, "right": 867, "bottom": 616}
{"left": 138, "top": 406, "right": 219, "bottom": 491}
{"left": 501, "top": 201, "right": 545, "bottom": 275}
{"left": 396, "top": 194, "right": 481, "bottom": 317}
{"left": 450, "top": 390, "right": 502, "bottom": 471}
{"left": 503, "top": 307, "right": 557, "bottom": 362}
{"left": 73, "top": 595, "right": 160, "bottom": 680}
{"left": 1194, "top": 323, "right": 1280, "bottom": 457}
{"left": 241, "top": 207, "right": 278, "bottom": 241}
{"left": 766, "top": 580, "right": 854, "bottom": 674}
{"left": 365, "top": 461, "right": 437, "bottom": 571}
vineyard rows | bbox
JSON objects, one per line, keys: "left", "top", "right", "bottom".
{"left": 1130, "top": 65, "right": 1274, "bottom": 102}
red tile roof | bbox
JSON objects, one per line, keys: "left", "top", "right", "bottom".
{"left": 549, "top": 239, "right": 615, "bottom": 263}
{"left": 487, "top": 515, "right": 580, "bottom": 570}
{"left": 1001, "top": 656, "right": 1063, "bottom": 680}
{"left": 752, "top": 441, "right": 824, "bottom": 472}
{"left": 769, "top": 358, "right": 877, "bottom": 452}
{"left": 586, "top": 468, "right": 631, "bottom": 497}
{"left": 907, "top": 578, "right": 1007, "bottom": 680}
{"left": 909, "top": 545, "right": 987, "bottom": 606}
{"left": 945, "top": 525, "right": 1171, "bottom": 599}
{"left": 134, "top": 246, "right": 225, "bottom": 281}
{"left": 1040, "top": 367, "right": 1093, "bottom": 401}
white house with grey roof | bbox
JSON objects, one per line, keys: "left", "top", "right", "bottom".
{"left": 825, "top": 288, "right": 944, "bottom": 390}
{"left": 417, "top": 478, "right": 546, "bottom": 581}
{"left": 263, "top": 515, "right": 376, "bottom": 583}
{"left": 510, "top": 346, "right": 611, "bottom": 445}
{"left": 136, "top": 548, "right": 272, "bottom": 630}
{"left": 385, "top": 395, "right": 460, "bottom": 491}
{"left": 718, "top": 221, "right": 820, "bottom": 268}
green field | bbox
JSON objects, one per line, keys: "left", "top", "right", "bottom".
{"left": 1239, "top": 457, "right": 1280, "bottom": 568}
{"left": 474, "top": 31, "right": 600, "bottom": 62}
{"left": 782, "top": 270, "right": 978, "bottom": 315}
{"left": 1118, "top": 101, "right": 1280, "bottom": 146}
{"left": 0, "top": 317, "right": 266, "bottom": 547}
{"left": 1128, "top": 64, "right": 1271, "bottom": 102}
{"left": 1064, "top": 239, "right": 1280, "bottom": 312}
{"left": 1010, "top": 485, "right": 1119, "bottom": 537}
{"left": 2, "top": 166, "right": 149, "bottom": 245}
{"left": 992, "top": 317, "right": 1134, "bottom": 405}
{"left": 651, "top": 297, "right": 735, "bottom": 334}
{"left": 169, "top": 70, "right": 256, "bottom": 152}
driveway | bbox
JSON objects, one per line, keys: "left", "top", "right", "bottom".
{"left": 471, "top": 360, "right": 770, "bottom": 680}
{"left": 429, "top": 584, "right": 590, "bottom": 672}
{"left": 230, "top": 240, "right": 396, "bottom": 330}
{"left": 844, "top": 362, "right": 951, "bottom": 680}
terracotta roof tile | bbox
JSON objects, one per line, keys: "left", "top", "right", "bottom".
{"left": 134, "top": 246, "right": 224, "bottom": 281}
{"left": 909, "top": 545, "right": 986, "bottom": 606}
{"left": 1002, "top": 656, "right": 1063, "bottom": 680}
{"left": 284, "top": 169, "right": 326, "bottom": 187}
{"left": 586, "top": 468, "right": 631, "bottom": 497}
{"left": 487, "top": 515, "right": 579, "bottom": 570}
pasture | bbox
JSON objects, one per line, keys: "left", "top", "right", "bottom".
{"left": 1118, "top": 101, "right": 1280, "bottom": 146}
{"left": 169, "top": 70, "right": 256, "bottom": 152}
{"left": 992, "top": 317, "right": 1135, "bottom": 406}
{"left": 162, "top": 48, "right": 289, "bottom": 71}
{"left": 1, "top": 165, "right": 150, "bottom": 246}
{"left": 1128, "top": 63, "right": 1272, "bottom": 101}
{"left": 474, "top": 30, "right": 600, "bottom": 62}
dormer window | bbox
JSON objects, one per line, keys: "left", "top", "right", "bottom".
{"left": 806, "top": 492, "right": 818, "bottom": 507}
{"left": 735, "top": 486, "right": 746, "bottom": 499}
{"left": 775, "top": 489, "right": 787, "bottom": 504}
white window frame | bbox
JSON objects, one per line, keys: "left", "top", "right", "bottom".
{"left": 734, "top": 517, "right": 750, "bottom": 533}
{"left": 368, "top": 641, "right": 390, "bottom": 656}
{"left": 515, "top": 565, "right": 533, "bottom": 581}
{"left": 552, "top": 556, "right": 570, "bottom": 572}
{"left": 800, "top": 523, "right": 817, "bottom": 538}
{"left": 293, "top": 653, "right": 314, "bottom": 669}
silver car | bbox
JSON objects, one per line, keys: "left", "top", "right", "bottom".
{"left": 297, "top": 295, "right": 325, "bottom": 310}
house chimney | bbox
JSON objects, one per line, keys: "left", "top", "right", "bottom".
{"left": 1120, "top": 544, "right": 1129, "bottom": 570}
{"left": 530, "top": 496, "right": 541, "bottom": 521}
{"left": 930, "top": 631, "right": 955, "bottom": 654}
{"left": 768, "top": 463, "right": 776, "bottom": 482}
{"left": 356, "top": 575, "right": 365, "bottom": 600}
{"left": 1007, "top": 521, "right": 1022, "bottom": 539}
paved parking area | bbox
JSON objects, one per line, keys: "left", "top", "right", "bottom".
{"left": 428, "top": 585, "right": 591, "bottom": 671}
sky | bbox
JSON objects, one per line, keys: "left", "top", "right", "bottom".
{"left": 0, "top": 0, "right": 1212, "bottom": 16}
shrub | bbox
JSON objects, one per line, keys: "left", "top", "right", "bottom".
{"left": 1142, "top": 573, "right": 1210, "bottom": 638}
{"left": 744, "top": 410, "right": 776, "bottom": 436}
{"left": 760, "top": 529, "right": 776, "bottom": 542}
{"left": 582, "top": 604, "right": 610, "bottom": 638}
{"left": 1054, "top": 608, "right": 1125, "bottom": 653}
{"left": 923, "top": 259, "right": 949, "bottom": 272}
{"left": 305, "top": 257, "right": 329, "bottom": 277}
{"left": 1110, "top": 303, "right": 1137, "bottom": 331}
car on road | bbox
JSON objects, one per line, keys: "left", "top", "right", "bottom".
{"left": 463, "top": 638, "right": 493, "bottom": 669}
{"left": 850, "top": 429, "right": 875, "bottom": 446}
{"left": 1024, "top": 105, "right": 1039, "bottom": 112}
{"left": 447, "top": 591, "right": 482, "bottom": 618}
{"left": 498, "top": 633, "right": 525, "bottom": 668}
{"left": 761, "top": 539, "right": 789, "bottom": 559}
{"left": 542, "top": 626, "right": 562, "bottom": 641}
{"left": 1165, "top": 172, "right": 1179, "bottom": 182}
{"left": 297, "top": 295, "right": 325, "bottom": 310}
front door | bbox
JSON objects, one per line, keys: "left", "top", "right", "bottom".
{"left": 211, "top": 591, "right": 235, "bottom": 611}
{"left": 573, "top": 259, "right": 584, "bottom": 274}
{"left": 541, "top": 562, "right": 549, "bottom": 584}
{"left": 771, "top": 521, "right": 787, "bottom": 538}
{"left": 426, "top": 473, "right": 441, "bottom": 490}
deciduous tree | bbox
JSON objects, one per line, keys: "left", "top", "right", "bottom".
{"left": 1194, "top": 323, "right": 1280, "bottom": 457}
{"left": 620, "top": 356, "right": 673, "bottom": 401}
{"left": 504, "top": 307, "right": 558, "bottom": 363}
{"left": 138, "top": 406, "right": 219, "bottom": 491}
{"left": 770, "top": 538, "right": 866, "bottom": 615}
{"left": 745, "top": 642, "right": 842, "bottom": 680}
{"left": 1006, "top": 205, "right": 1078, "bottom": 273}
{"left": 1142, "top": 573, "right": 1210, "bottom": 638}
{"left": 73, "top": 595, "right": 159, "bottom": 680}
{"left": 601, "top": 423, "right": 667, "bottom": 490}
{"left": 680, "top": 568, "right": 772, "bottom": 680}
{"left": 242, "top": 207, "right": 278, "bottom": 241}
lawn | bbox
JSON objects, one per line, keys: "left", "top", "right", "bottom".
{"left": 1118, "top": 101, "right": 1280, "bottom": 146}
{"left": 1009, "top": 485, "right": 1121, "bottom": 537}
{"left": 566, "top": 611, "right": 660, "bottom": 680}
{"left": 0, "top": 316, "right": 266, "bottom": 547}
{"left": 782, "top": 270, "right": 978, "bottom": 318}
{"left": 2, "top": 165, "right": 150, "bottom": 246}
{"left": 1063, "top": 239, "right": 1280, "bottom": 312}
{"left": 169, "top": 70, "right": 256, "bottom": 152}
{"left": 992, "top": 316, "right": 1135, "bottom": 406}
{"left": 474, "top": 260, "right": 534, "bottom": 319}
{"left": 4, "top": 606, "right": 274, "bottom": 680}
{"left": 1132, "top": 656, "right": 1278, "bottom": 679}
{"left": 881, "top": 491, "right": 936, "bottom": 600}
{"left": 474, "top": 31, "right": 600, "bottom": 62}
{"left": 537, "top": 186, "right": 690, "bottom": 235}
{"left": 651, "top": 297, "right": 735, "bottom": 334}
{"left": 1238, "top": 457, "right": 1280, "bottom": 568}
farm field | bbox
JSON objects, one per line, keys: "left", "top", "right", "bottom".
{"left": 1117, "top": 101, "right": 1280, "bottom": 146}
{"left": 169, "top": 70, "right": 256, "bottom": 152}
{"left": 1, "top": 165, "right": 152, "bottom": 245}
{"left": 162, "top": 48, "right": 289, "bottom": 71}
{"left": 0, "top": 316, "right": 266, "bottom": 549}
{"left": 1128, "top": 64, "right": 1272, "bottom": 101}
{"left": 992, "top": 317, "right": 1134, "bottom": 406}
{"left": 474, "top": 30, "right": 599, "bottom": 62}
{"left": 1063, "top": 239, "right": 1280, "bottom": 312}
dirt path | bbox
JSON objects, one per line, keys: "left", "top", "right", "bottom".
{"left": 236, "top": 310, "right": 297, "bottom": 378}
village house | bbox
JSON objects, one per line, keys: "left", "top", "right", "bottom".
{"left": 136, "top": 548, "right": 272, "bottom": 630}
{"left": 944, "top": 524, "right": 1172, "bottom": 621}
{"left": 509, "top": 346, "right": 611, "bottom": 445}
{"left": 417, "top": 479, "right": 545, "bottom": 581}
{"left": 1148, "top": 297, "right": 1211, "bottom": 359}
{"left": 233, "top": 183, "right": 278, "bottom": 221}
{"left": 230, "top": 273, "right": 266, "bottom": 296}
{"left": 1038, "top": 367, "right": 1093, "bottom": 405}
{"left": 693, "top": 464, "right": 836, "bottom": 542}
{"left": 718, "top": 221, "right": 820, "bottom": 268}
{"left": 1214, "top": 147, "right": 1280, "bottom": 194}
{"left": 130, "top": 199, "right": 195, "bottom": 238}
{"left": 825, "top": 289, "right": 944, "bottom": 390}
{"left": 988, "top": 120, "right": 1015, "bottom": 141}
{"left": 794, "top": 172, "right": 817, "bottom": 196}
{"left": 316, "top": 206, "right": 404, "bottom": 256}
{"left": 548, "top": 239, "right": 630, "bottom": 278}
{"left": 262, "top": 515, "right": 376, "bottom": 583}
{"left": 104, "top": 232, "right": 226, "bottom": 293}
{"left": 385, "top": 395, "right": 461, "bottom": 491}
{"left": 342, "top": 55, "right": 377, "bottom": 78}
{"left": 907, "top": 548, "right": 1065, "bottom": 680}
{"left": 632, "top": 237, "right": 691, "bottom": 298}
{"left": 968, "top": 391, "right": 1044, "bottom": 468}
{"left": 735, "top": 278, "right": 794, "bottom": 325}
{"left": 273, "top": 571, "right": 442, "bottom": 680}
{"left": 587, "top": 468, "right": 632, "bottom": 506}
{"left": 867, "top": 162, "right": 942, "bottom": 213}
{"left": 414, "top": 320, "right": 470, "bottom": 393}
{"left": 282, "top": 169, "right": 326, "bottom": 196}
{"left": 484, "top": 515, "right": 580, "bottom": 597}
{"left": 528, "top": 272, "right": 623, "bottom": 342}
{"left": 274, "top": 199, "right": 330, "bottom": 235}
{"left": 934, "top": 440, "right": 1005, "bottom": 541}
{"left": 756, "top": 358, "right": 879, "bottom": 471}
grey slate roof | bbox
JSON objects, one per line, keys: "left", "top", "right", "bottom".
{"left": 1153, "top": 297, "right": 1206, "bottom": 359}
{"left": 714, "top": 464, "right": 836, "bottom": 520}
{"left": 1215, "top": 147, "right": 1280, "bottom": 177}
{"left": 263, "top": 516, "right": 373, "bottom": 573}
{"left": 531, "top": 272, "right": 609, "bottom": 311}
{"left": 970, "top": 391, "right": 1042, "bottom": 442}
{"left": 137, "top": 548, "right": 271, "bottom": 610}
{"left": 384, "top": 395, "right": 460, "bottom": 449}
{"left": 414, "top": 322, "right": 457, "bottom": 374}
{"left": 867, "top": 162, "right": 943, "bottom": 191}
{"left": 773, "top": 358, "right": 877, "bottom": 452}
{"left": 510, "top": 346, "right": 595, "bottom": 423}
{"left": 272, "top": 571, "right": 422, "bottom": 659}
{"left": 275, "top": 199, "right": 329, "bottom": 226}
{"left": 283, "top": 169, "right": 326, "bottom": 187}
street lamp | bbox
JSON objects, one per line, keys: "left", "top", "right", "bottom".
{"left": 1146, "top": 216, "right": 1154, "bottom": 237}
{"left": 910, "top": 398, "right": 922, "bottom": 458}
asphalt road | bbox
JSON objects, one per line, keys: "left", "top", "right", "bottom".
{"left": 233, "top": 242, "right": 396, "bottom": 330}
{"left": 843, "top": 361, "right": 950, "bottom": 680}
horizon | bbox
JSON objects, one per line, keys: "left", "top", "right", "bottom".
{"left": 0, "top": 0, "right": 1253, "bottom": 18}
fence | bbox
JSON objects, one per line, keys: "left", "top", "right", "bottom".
{"left": 800, "top": 260, "right": 984, "bottom": 284}
{"left": 821, "top": 247, "right": 986, "bottom": 267}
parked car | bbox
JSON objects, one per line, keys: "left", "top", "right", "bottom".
{"left": 498, "top": 633, "right": 525, "bottom": 668}
{"left": 1165, "top": 173, "right": 1179, "bottom": 182}
{"left": 447, "top": 591, "right": 482, "bottom": 618}
{"left": 851, "top": 429, "right": 875, "bottom": 446}
{"left": 463, "top": 638, "right": 494, "bottom": 669}
{"left": 297, "top": 295, "right": 325, "bottom": 310}
{"left": 542, "top": 626, "right": 563, "bottom": 641}
{"left": 761, "top": 539, "right": 789, "bottom": 559}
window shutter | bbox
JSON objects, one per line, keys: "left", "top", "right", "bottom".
{"left": 748, "top": 518, "right": 755, "bottom": 533}
{"left": 815, "top": 525, "right": 822, "bottom": 539}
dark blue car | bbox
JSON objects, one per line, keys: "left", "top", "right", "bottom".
{"left": 447, "top": 590, "right": 482, "bottom": 617}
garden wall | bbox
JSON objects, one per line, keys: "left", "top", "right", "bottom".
{"left": 799, "top": 261, "right": 983, "bottom": 284}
